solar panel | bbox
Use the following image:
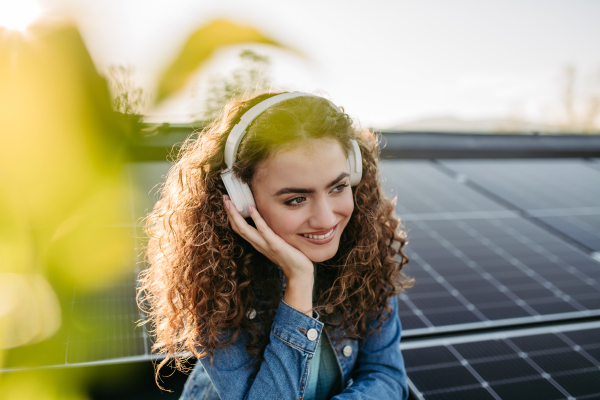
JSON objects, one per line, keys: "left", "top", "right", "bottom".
{"left": 398, "top": 217, "right": 600, "bottom": 336}
{"left": 402, "top": 322, "right": 600, "bottom": 400}
{"left": 379, "top": 161, "right": 509, "bottom": 218}
{"left": 528, "top": 209, "right": 600, "bottom": 253}
{"left": 62, "top": 162, "right": 173, "bottom": 367}
{"left": 439, "top": 159, "right": 600, "bottom": 211}
{"left": 53, "top": 157, "right": 600, "bottom": 400}
{"left": 377, "top": 160, "right": 600, "bottom": 335}
{"left": 438, "top": 159, "right": 600, "bottom": 254}
{"left": 66, "top": 271, "right": 148, "bottom": 364}
{"left": 588, "top": 159, "right": 600, "bottom": 172}
{"left": 127, "top": 161, "right": 172, "bottom": 224}
{"left": 7, "top": 158, "right": 599, "bottom": 376}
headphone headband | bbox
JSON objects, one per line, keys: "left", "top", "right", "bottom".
{"left": 224, "top": 92, "right": 341, "bottom": 168}
{"left": 220, "top": 92, "right": 362, "bottom": 218}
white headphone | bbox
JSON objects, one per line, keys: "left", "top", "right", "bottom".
{"left": 221, "top": 92, "right": 363, "bottom": 218}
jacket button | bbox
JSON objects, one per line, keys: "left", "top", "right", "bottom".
{"left": 343, "top": 345, "right": 352, "bottom": 357}
{"left": 246, "top": 308, "right": 257, "bottom": 320}
{"left": 306, "top": 328, "right": 318, "bottom": 341}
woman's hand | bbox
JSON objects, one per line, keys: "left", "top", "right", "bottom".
{"left": 223, "top": 195, "right": 314, "bottom": 315}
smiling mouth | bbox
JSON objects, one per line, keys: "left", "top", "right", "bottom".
{"left": 298, "top": 224, "right": 338, "bottom": 244}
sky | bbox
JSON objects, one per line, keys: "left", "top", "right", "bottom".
{"left": 4, "top": 0, "right": 600, "bottom": 128}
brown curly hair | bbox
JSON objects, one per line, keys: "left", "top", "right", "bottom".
{"left": 138, "top": 92, "right": 412, "bottom": 379}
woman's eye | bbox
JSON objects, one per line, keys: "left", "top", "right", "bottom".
{"left": 332, "top": 183, "right": 349, "bottom": 193}
{"left": 285, "top": 196, "right": 306, "bottom": 206}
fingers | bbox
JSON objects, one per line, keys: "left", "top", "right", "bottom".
{"left": 223, "top": 195, "right": 267, "bottom": 248}
{"left": 247, "top": 204, "right": 291, "bottom": 255}
{"left": 247, "top": 205, "right": 274, "bottom": 236}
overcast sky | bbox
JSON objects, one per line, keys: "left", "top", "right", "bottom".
{"left": 18, "top": 0, "right": 600, "bottom": 127}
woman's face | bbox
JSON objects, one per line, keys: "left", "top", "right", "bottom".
{"left": 250, "top": 138, "right": 355, "bottom": 262}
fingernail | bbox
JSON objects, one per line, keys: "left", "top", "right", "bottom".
{"left": 225, "top": 200, "right": 230, "bottom": 210}
{"left": 248, "top": 205, "right": 253, "bottom": 214}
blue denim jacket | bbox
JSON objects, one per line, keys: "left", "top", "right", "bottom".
{"left": 179, "top": 292, "right": 408, "bottom": 400}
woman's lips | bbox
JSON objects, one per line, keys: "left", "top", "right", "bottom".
{"left": 298, "top": 224, "right": 337, "bottom": 245}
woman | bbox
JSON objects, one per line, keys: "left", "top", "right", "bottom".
{"left": 139, "top": 91, "right": 413, "bottom": 400}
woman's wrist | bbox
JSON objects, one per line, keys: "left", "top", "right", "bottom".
{"left": 283, "top": 275, "right": 314, "bottom": 316}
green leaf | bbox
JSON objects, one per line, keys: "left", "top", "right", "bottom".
{"left": 155, "top": 19, "right": 287, "bottom": 103}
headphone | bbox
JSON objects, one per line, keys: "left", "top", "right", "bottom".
{"left": 221, "top": 92, "right": 363, "bottom": 218}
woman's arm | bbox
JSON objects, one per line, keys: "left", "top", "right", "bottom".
{"left": 224, "top": 197, "right": 315, "bottom": 315}
{"left": 332, "top": 295, "right": 409, "bottom": 400}
{"left": 198, "top": 299, "right": 323, "bottom": 400}
{"left": 193, "top": 296, "right": 407, "bottom": 400}
{"left": 188, "top": 197, "right": 322, "bottom": 399}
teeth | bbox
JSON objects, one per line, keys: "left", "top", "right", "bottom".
{"left": 302, "top": 228, "right": 334, "bottom": 240}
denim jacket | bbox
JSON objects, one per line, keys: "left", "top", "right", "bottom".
{"left": 179, "top": 267, "right": 408, "bottom": 400}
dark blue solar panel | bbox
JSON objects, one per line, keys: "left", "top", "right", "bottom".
{"left": 67, "top": 273, "right": 148, "bottom": 364}
{"left": 563, "top": 328, "right": 600, "bottom": 346}
{"left": 439, "top": 159, "right": 600, "bottom": 254}
{"left": 405, "top": 326, "right": 600, "bottom": 400}
{"left": 398, "top": 216, "right": 600, "bottom": 335}
{"left": 379, "top": 160, "right": 508, "bottom": 217}
{"left": 440, "top": 159, "right": 600, "bottom": 211}
{"left": 553, "top": 371, "right": 600, "bottom": 398}
{"left": 61, "top": 163, "right": 170, "bottom": 366}
{"left": 424, "top": 387, "right": 496, "bottom": 400}
{"left": 530, "top": 212, "right": 600, "bottom": 252}
{"left": 588, "top": 159, "right": 600, "bottom": 172}
{"left": 491, "top": 379, "right": 565, "bottom": 400}
{"left": 14, "top": 157, "right": 598, "bottom": 377}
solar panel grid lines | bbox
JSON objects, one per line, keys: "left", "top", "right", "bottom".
{"left": 501, "top": 338, "right": 575, "bottom": 399}
{"left": 389, "top": 159, "right": 600, "bottom": 344}
{"left": 554, "top": 332, "right": 600, "bottom": 370}
{"left": 61, "top": 163, "right": 171, "bottom": 366}
{"left": 403, "top": 323, "right": 600, "bottom": 400}
{"left": 409, "top": 250, "right": 536, "bottom": 324}
{"left": 64, "top": 285, "right": 78, "bottom": 364}
{"left": 66, "top": 277, "right": 148, "bottom": 364}
{"left": 438, "top": 159, "right": 600, "bottom": 254}
{"left": 470, "top": 219, "right": 596, "bottom": 311}
{"left": 444, "top": 345, "right": 503, "bottom": 400}
{"left": 126, "top": 163, "right": 153, "bottom": 357}
{"left": 127, "top": 162, "right": 174, "bottom": 357}
{"left": 16, "top": 153, "right": 600, "bottom": 399}
{"left": 409, "top": 251, "right": 507, "bottom": 324}
{"left": 379, "top": 161, "right": 509, "bottom": 216}
{"left": 585, "top": 159, "right": 600, "bottom": 173}
{"left": 398, "top": 292, "right": 435, "bottom": 331}
{"left": 399, "top": 214, "right": 600, "bottom": 336}
{"left": 400, "top": 210, "right": 520, "bottom": 222}
{"left": 439, "top": 159, "right": 600, "bottom": 211}
{"left": 532, "top": 213, "right": 600, "bottom": 253}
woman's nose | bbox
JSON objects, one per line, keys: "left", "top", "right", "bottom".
{"left": 309, "top": 198, "right": 337, "bottom": 228}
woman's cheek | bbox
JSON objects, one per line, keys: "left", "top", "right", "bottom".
{"left": 340, "top": 190, "right": 355, "bottom": 216}
{"left": 270, "top": 209, "right": 304, "bottom": 238}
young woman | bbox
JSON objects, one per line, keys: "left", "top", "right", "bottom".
{"left": 139, "top": 91, "right": 413, "bottom": 400}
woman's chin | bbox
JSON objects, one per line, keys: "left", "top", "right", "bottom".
{"left": 302, "top": 243, "right": 339, "bottom": 263}
{"left": 308, "top": 254, "right": 334, "bottom": 263}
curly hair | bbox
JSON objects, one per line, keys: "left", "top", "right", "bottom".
{"left": 138, "top": 92, "right": 413, "bottom": 379}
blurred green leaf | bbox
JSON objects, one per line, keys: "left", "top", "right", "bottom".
{"left": 155, "top": 19, "right": 285, "bottom": 103}
{"left": 0, "top": 22, "right": 132, "bottom": 396}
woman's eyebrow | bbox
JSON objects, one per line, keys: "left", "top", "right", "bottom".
{"left": 273, "top": 172, "right": 350, "bottom": 196}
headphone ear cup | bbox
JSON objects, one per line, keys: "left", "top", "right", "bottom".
{"left": 348, "top": 139, "right": 363, "bottom": 186}
{"left": 221, "top": 170, "right": 254, "bottom": 218}
{"left": 240, "top": 182, "right": 256, "bottom": 215}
